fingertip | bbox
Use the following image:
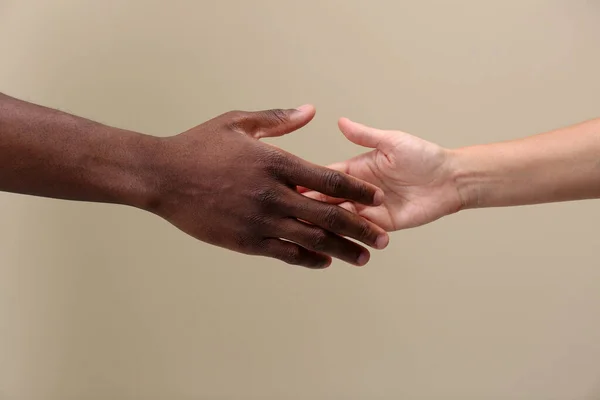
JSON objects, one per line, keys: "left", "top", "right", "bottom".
{"left": 289, "top": 104, "right": 316, "bottom": 128}
{"left": 311, "top": 256, "right": 332, "bottom": 269}
{"left": 294, "top": 104, "right": 316, "bottom": 116}
{"left": 338, "top": 117, "right": 351, "bottom": 125}
{"left": 375, "top": 234, "right": 390, "bottom": 250}
{"left": 373, "top": 189, "right": 385, "bottom": 206}
{"left": 338, "top": 118, "right": 368, "bottom": 144}
{"left": 356, "top": 251, "right": 370, "bottom": 266}
{"left": 306, "top": 253, "right": 331, "bottom": 270}
{"left": 338, "top": 117, "right": 353, "bottom": 133}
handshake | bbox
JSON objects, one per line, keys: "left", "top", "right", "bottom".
{"left": 4, "top": 92, "right": 593, "bottom": 268}
{"left": 144, "top": 104, "right": 464, "bottom": 268}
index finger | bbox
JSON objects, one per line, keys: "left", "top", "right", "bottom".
{"left": 282, "top": 159, "right": 383, "bottom": 206}
{"left": 286, "top": 192, "right": 389, "bottom": 249}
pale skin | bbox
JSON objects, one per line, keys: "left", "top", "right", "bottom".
{"left": 304, "top": 117, "right": 600, "bottom": 231}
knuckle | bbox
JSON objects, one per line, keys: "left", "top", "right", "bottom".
{"left": 263, "top": 109, "right": 289, "bottom": 125}
{"left": 323, "top": 171, "right": 345, "bottom": 193}
{"left": 357, "top": 220, "right": 373, "bottom": 240}
{"left": 223, "top": 110, "right": 245, "bottom": 121}
{"left": 282, "top": 246, "right": 302, "bottom": 265}
{"left": 355, "top": 182, "right": 370, "bottom": 201}
{"left": 261, "top": 149, "right": 287, "bottom": 175}
{"left": 233, "top": 231, "right": 254, "bottom": 250}
{"left": 255, "top": 238, "right": 271, "bottom": 254}
{"left": 322, "top": 206, "right": 342, "bottom": 230}
{"left": 225, "top": 111, "right": 255, "bottom": 132}
{"left": 236, "top": 216, "right": 270, "bottom": 249}
{"left": 264, "top": 147, "right": 283, "bottom": 163}
{"left": 310, "top": 230, "right": 329, "bottom": 251}
{"left": 246, "top": 214, "right": 275, "bottom": 238}
{"left": 247, "top": 212, "right": 269, "bottom": 226}
{"left": 253, "top": 187, "right": 280, "bottom": 207}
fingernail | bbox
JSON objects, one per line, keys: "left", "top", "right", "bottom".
{"left": 357, "top": 251, "right": 370, "bottom": 266}
{"left": 373, "top": 189, "right": 384, "bottom": 206}
{"left": 375, "top": 234, "right": 389, "bottom": 249}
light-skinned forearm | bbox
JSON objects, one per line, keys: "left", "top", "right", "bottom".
{"left": 452, "top": 118, "right": 600, "bottom": 208}
{"left": 0, "top": 93, "right": 158, "bottom": 208}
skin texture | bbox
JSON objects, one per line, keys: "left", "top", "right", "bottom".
{"left": 304, "top": 117, "right": 600, "bottom": 232}
{"left": 0, "top": 93, "right": 390, "bottom": 269}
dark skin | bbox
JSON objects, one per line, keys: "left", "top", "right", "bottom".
{"left": 0, "top": 93, "right": 389, "bottom": 268}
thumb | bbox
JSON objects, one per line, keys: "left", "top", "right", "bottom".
{"left": 247, "top": 104, "right": 316, "bottom": 139}
{"left": 338, "top": 118, "right": 391, "bottom": 150}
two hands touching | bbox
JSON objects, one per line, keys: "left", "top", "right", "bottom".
{"left": 175, "top": 109, "right": 465, "bottom": 268}
{"left": 147, "top": 106, "right": 391, "bottom": 268}
{"left": 1, "top": 95, "right": 393, "bottom": 269}
{"left": 169, "top": 108, "right": 466, "bottom": 266}
{"left": 3, "top": 92, "right": 599, "bottom": 268}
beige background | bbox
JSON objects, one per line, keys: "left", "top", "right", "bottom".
{"left": 1, "top": 1, "right": 600, "bottom": 399}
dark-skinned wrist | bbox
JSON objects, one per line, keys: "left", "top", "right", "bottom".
{"left": 102, "top": 127, "right": 166, "bottom": 212}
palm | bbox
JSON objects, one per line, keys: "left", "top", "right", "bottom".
{"left": 318, "top": 119, "right": 463, "bottom": 231}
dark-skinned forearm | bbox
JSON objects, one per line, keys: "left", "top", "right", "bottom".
{"left": 0, "top": 94, "right": 389, "bottom": 267}
{"left": 0, "top": 93, "right": 157, "bottom": 208}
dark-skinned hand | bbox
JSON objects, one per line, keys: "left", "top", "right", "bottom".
{"left": 147, "top": 105, "right": 389, "bottom": 268}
